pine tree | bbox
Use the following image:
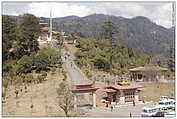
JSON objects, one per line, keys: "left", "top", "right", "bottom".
{"left": 2, "top": 15, "right": 17, "bottom": 61}
{"left": 101, "top": 20, "right": 119, "bottom": 73}
{"left": 18, "top": 14, "right": 40, "bottom": 56}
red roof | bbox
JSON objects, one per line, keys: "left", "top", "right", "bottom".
{"left": 71, "top": 88, "right": 99, "bottom": 93}
{"left": 107, "top": 83, "right": 143, "bottom": 90}
{"left": 103, "top": 89, "right": 117, "bottom": 93}
{"left": 75, "top": 83, "right": 93, "bottom": 87}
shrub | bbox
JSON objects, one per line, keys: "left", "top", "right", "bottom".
{"left": 62, "top": 71, "right": 67, "bottom": 81}
{"left": 165, "top": 70, "right": 173, "bottom": 78}
{"left": 85, "top": 69, "right": 92, "bottom": 79}
{"left": 74, "top": 59, "right": 87, "bottom": 68}
{"left": 2, "top": 78, "right": 9, "bottom": 89}
{"left": 2, "top": 91, "right": 6, "bottom": 98}
{"left": 41, "top": 71, "right": 47, "bottom": 77}
{"left": 17, "top": 55, "right": 33, "bottom": 73}
{"left": 33, "top": 50, "right": 50, "bottom": 71}
{"left": 33, "top": 47, "right": 61, "bottom": 71}
{"left": 3, "top": 60, "right": 16, "bottom": 77}
{"left": 93, "top": 55, "right": 110, "bottom": 71}
{"left": 75, "top": 50, "right": 85, "bottom": 58}
{"left": 51, "top": 67, "right": 56, "bottom": 74}
{"left": 25, "top": 74, "right": 34, "bottom": 83}
{"left": 37, "top": 75, "right": 43, "bottom": 83}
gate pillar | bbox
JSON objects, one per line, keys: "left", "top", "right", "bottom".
{"left": 74, "top": 94, "right": 77, "bottom": 108}
{"left": 92, "top": 91, "right": 96, "bottom": 108}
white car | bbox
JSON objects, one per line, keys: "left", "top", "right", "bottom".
{"left": 164, "top": 111, "right": 176, "bottom": 118}
{"left": 159, "top": 99, "right": 175, "bottom": 105}
{"left": 160, "top": 96, "right": 169, "bottom": 101}
{"left": 141, "top": 106, "right": 161, "bottom": 117}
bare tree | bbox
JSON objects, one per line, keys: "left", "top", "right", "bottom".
{"left": 57, "top": 81, "right": 74, "bottom": 117}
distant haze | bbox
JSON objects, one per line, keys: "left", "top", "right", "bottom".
{"left": 2, "top": 2, "right": 174, "bottom": 28}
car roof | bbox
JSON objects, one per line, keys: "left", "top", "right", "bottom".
{"left": 159, "top": 99, "right": 175, "bottom": 103}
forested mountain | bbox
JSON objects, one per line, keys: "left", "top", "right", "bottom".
{"left": 8, "top": 14, "right": 174, "bottom": 58}
{"left": 53, "top": 14, "right": 174, "bottom": 58}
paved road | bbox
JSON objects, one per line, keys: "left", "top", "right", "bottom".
{"left": 61, "top": 48, "right": 91, "bottom": 85}
{"left": 61, "top": 48, "right": 91, "bottom": 106}
{"left": 87, "top": 102, "right": 156, "bottom": 117}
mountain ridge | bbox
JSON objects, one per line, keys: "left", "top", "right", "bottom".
{"left": 5, "top": 14, "right": 174, "bottom": 58}
{"left": 53, "top": 14, "right": 174, "bottom": 58}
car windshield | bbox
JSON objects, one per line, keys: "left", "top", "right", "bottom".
{"left": 143, "top": 109, "right": 157, "bottom": 113}
{"left": 143, "top": 109, "right": 148, "bottom": 113}
{"left": 159, "top": 100, "right": 174, "bottom": 105}
{"left": 151, "top": 109, "right": 158, "bottom": 113}
{"left": 159, "top": 102, "right": 164, "bottom": 105}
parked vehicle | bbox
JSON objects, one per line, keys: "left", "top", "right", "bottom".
{"left": 159, "top": 99, "right": 175, "bottom": 105}
{"left": 160, "top": 96, "right": 169, "bottom": 101}
{"left": 152, "top": 111, "right": 165, "bottom": 117}
{"left": 158, "top": 99, "right": 175, "bottom": 111}
{"left": 141, "top": 106, "right": 161, "bottom": 117}
{"left": 164, "top": 111, "right": 176, "bottom": 118}
{"left": 142, "top": 97, "right": 176, "bottom": 117}
{"left": 141, "top": 105, "right": 174, "bottom": 117}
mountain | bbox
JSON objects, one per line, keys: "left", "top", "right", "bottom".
{"left": 52, "top": 14, "right": 174, "bottom": 58}
{"left": 7, "top": 14, "right": 174, "bottom": 58}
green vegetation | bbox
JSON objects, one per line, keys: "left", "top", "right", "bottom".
{"left": 100, "top": 20, "right": 119, "bottom": 40}
{"left": 2, "top": 14, "right": 41, "bottom": 78}
{"left": 3, "top": 46, "right": 61, "bottom": 77}
{"left": 74, "top": 38, "right": 149, "bottom": 75}
{"left": 2, "top": 46, "right": 62, "bottom": 102}
{"left": 2, "top": 14, "right": 63, "bottom": 104}
{"left": 2, "top": 14, "right": 40, "bottom": 61}
{"left": 2, "top": 15, "right": 17, "bottom": 61}
{"left": 73, "top": 20, "right": 150, "bottom": 77}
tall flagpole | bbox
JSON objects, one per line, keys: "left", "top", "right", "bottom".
{"left": 50, "top": 9, "right": 52, "bottom": 41}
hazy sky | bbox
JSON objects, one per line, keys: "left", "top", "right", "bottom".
{"left": 2, "top": 2, "right": 174, "bottom": 28}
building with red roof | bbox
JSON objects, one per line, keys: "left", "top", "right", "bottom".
{"left": 103, "top": 81, "right": 143, "bottom": 104}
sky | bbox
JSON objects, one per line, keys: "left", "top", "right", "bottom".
{"left": 2, "top": 2, "right": 175, "bottom": 28}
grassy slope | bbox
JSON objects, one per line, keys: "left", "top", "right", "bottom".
{"left": 139, "top": 82, "right": 175, "bottom": 102}
{"left": 2, "top": 68, "right": 67, "bottom": 117}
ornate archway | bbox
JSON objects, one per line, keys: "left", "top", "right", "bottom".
{"left": 71, "top": 83, "right": 99, "bottom": 108}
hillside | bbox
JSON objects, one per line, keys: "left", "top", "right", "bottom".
{"left": 53, "top": 14, "right": 174, "bottom": 58}
{"left": 7, "top": 14, "right": 174, "bottom": 58}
